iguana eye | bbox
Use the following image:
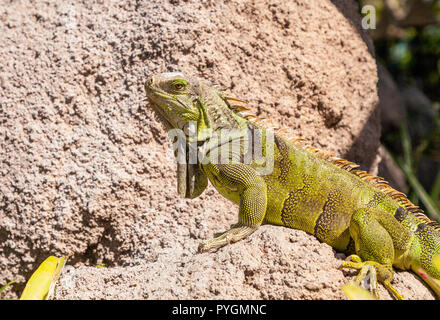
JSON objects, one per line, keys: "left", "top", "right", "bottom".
{"left": 172, "top": 79, "right": 188, "bottom": 91}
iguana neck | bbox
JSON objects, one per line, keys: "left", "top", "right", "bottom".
{"left": 197, "top": 87, "right": 244, "bottom": 134}
{"left": 194, "top": 92, "right": 250, "bottom": 162}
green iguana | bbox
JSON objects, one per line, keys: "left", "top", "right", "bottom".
{"left": 144, "top": 71, "right": 440, "bottom": 299}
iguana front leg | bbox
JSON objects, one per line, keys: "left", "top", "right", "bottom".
{"left": 198, "top": 163, "right": 267, "bottom": 252}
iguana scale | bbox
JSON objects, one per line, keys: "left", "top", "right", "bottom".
{"left": 144, "top": 72, "right": 440, "bottom": 299}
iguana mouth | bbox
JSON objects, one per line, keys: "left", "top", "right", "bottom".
{"left": 146, "top": 98, "right": 175, "bottom": 131}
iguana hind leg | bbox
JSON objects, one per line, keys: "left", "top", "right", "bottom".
{"left": 198, "top": 163, "right": 267, "bottom": 252}
{"left": 341, "top": 208, "right": 406, "bottom": 300}
{"left": 342, "top": 255, "right": 403, "bottom": 299}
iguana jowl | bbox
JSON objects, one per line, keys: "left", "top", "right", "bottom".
{"left": 144, "top": 72, "right": 440, "bottom": 299}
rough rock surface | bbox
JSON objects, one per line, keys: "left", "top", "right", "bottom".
{"left": 53, "top": 226, "right": 434, "bottom": 300}
{"left": 0, "top": 0, "right": 432, "bottom": 299}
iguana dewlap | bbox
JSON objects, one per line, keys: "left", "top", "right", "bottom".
{"left": 144, "top": 72, "right": 440, "bottom": 299}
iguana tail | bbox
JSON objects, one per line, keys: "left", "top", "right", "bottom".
{"left": 407, "top": 222, "right": 440, "bottom": 296}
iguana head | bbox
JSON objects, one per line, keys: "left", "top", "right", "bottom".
{"left": 144, "top": 72, "right": 243, "bottom": 142}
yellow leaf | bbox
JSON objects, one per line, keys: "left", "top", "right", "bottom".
{"left": 20, "top": 256, "right": 67, "bottom": 300}
{"left": 342, "top": 282, "right": 376, "bottom": 300}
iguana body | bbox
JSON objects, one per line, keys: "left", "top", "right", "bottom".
{"left": 144, "top": 72, "right": 440, "bottom": 299}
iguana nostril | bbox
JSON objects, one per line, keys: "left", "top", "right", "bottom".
{"left": 145, "top": 76, "right": 154, "bottom": 87}
{"left": 144, "top": 76, "right": 155, "bottom": 93}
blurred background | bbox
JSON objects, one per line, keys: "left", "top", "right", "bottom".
{"left": 360, "top": 0, "right": 440, "bottom": 221}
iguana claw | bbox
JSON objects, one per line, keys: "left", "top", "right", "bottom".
{"left": 198, "top": 240, "right": 212, "bottom": 253}
{"left": 198, "top": 225, "right": 258, "bottom": 252}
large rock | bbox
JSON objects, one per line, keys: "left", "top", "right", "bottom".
{"left": 1, "top": 0, "right": 429, "bottom": 299}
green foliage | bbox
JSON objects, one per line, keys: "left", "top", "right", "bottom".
{"left": 0, "top": 281, "right": 16, "bottom": 299}
{"left": 386, "top": 25, "right": 440, "bottom": 101}
{"left": 373, "top": 4, "right": 440, "bottom": 102}
{"left": 395, "top": 124, "right": 440, "bottom": 221}
{"left": 363, "top": 1, "right": 440, "bottom": 219}
{"left": 432, "top": 171, "right": 440, "bottom": 202}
